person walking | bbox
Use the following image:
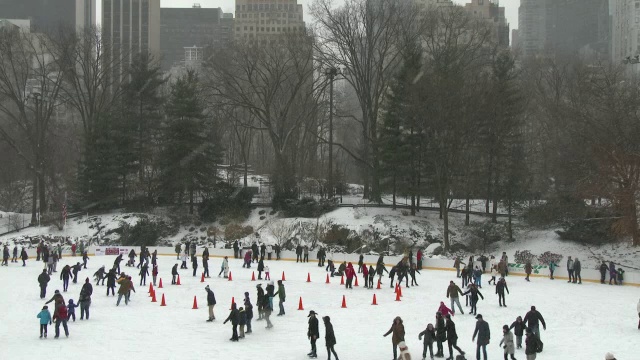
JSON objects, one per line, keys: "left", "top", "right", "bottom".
{"left": 307, "top": 310, "right": 320, "bottom": 358}
{"left": 573, "top": 258, "right": 582, "bottom": 284}
{"left": 223, "top": 303, "right": 240, "bottom": 341}
{"left": 274, "top": 280, "right": 286, "bottom": 316}
{"left": 472, "top": 314, "right": 490, "bottom": 360}
{"left": 52, "top": 300, "right": 69, "bottom": 338}
{"left": 445, "top": 314, "right": 465, "bottom": 360}
{"left": 509, "top": 316, "right": 525, "bottom": 349}
{"left": 446, "top": 280, "right": 464, "bottom": 315}
{"left": 500, "top": 325, "right": 516, "bottom": 360}
{"left": 171, "top": 263, "right": 179, "bottom": 284}
{"left": 205, "top": 285, "right": 216, "bottom": 322}
{"left": 566, "top": 256, "right": 574, "bottom": 283}
{"left": 523, "top": 306, "right": 546, "bottom": 341}
{"left": 323, "top": 316, "right": 339, "bottom": 360}
{"left": 418, "top": 323, "right": 436, "bottom": 360}
{"left": 79, "top": 278, "right": 92, "bottom": 320}
{"left": 37, "top": 305, "right": 52, "bottom": 338}
{"left": 38, "top": 269, "right": 51, "bottom": 299}
{"left": 383, "top": 316, "right": 405, "bottom": 360}
{"left": 496, "top": 277, "right": 510, "bottom": 307}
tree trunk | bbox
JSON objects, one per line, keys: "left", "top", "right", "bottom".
{"left": 392, "top": 173, "right": 397, "bottom": 210}
{"left": 443, "top": 203, "right": 450, "bottom": 252}
{"left": 38, "top": 172, "right": 46, "bottom": 214}
{"left": 30, "top": 173, "right": 38, "bottom": 225}
{"left": 629, "top": 193, "right": 639, "bottom": 246}
{"left": 411, "top": 195, "right": 416, "bottom": 216}
{"left": 465, "top": 194, "right": 470, "bottom": 226}
{"left": 486, "top": 153, "right": 493, "bottom": 214}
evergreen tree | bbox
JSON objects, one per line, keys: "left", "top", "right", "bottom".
{"left": 159, "top": 70, "right": 222, "bottom": 214}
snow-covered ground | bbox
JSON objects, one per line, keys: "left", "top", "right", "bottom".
{"left": 2, "top": 254, "right": 637, "bottom": 360}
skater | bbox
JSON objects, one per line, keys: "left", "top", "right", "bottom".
{"left": 275, "top": 279, "right": 286, "bottom": 316}
{"left": 37, "top": 305, "right": 52, "bottom": 338}
{"left": 180, "top": 252, "right": 188, "bottom": 269}
{"left": 418, "top": 323, "right": 436, "bottom": 360}
{"left": 105, "top": 268, "right": 117, "bottom": 296}
{"left": 219, "top": 256, "right": 229, "bottom": 278}
{"left": 171, "top": 263, "right": 179, "bottom": 284}
{"left": 152, "top": 264, "right": 158, "bottom": 286}
{"left": 60, "top": 265, "right": 71, "bottom": 292}
{"left": 244, "top": 292, "right": 253, "bottom": 333}
{"left": 548, "top": 261, "right": 557, "bottom": 280}
{"left": 445, "top": 314, "right": 465, "bottom": 360}
{"left": 296, "top": 244, "right": 303, "bottom": 262}
{"left": 151, "top": 249, "right": 158, "bottom": 266}
{"left": 472, "top": 314, "right": 490, "bottom": 360}
{"left": 238, "top": 307, "right": 246, "bottom": 338}
{"left": 524, "top": 329, "right": 539, "bottom": 360}
{"left": 383, "top": 316, "right": 405, "bottom": 360}
{"left": 139, "top": 263, "right": 149, "bottom": 286}
{"left": 473, "top": 266, "right": 482, "bottom": 287}
{"left": 327, "top": 259, "right": 336, "bottom": 276}
{"left": 462, "top": 284, "right": 484, "bottom": 316}
{"left": 205, "top": 285, "right": 216, "bottom": 321}
{"left": 45, "top": 289, "right": 65, "bottom": 306}
{"left": 265, "top": 265, "right": 270, "bottom": 280}
{"left": 362, "top": 263, "right": 369, "bottom": 288}
{"left": 358, "top": 254, "right": 364, "bottom": 273}
{"left": 175, "top": 243, "right": 181, "bottom": 260}
{"left": 202, "top": 251, "right": 209, "bottom": 278}
{"left": 637, "top": 298, "right": 640, "bottom": 329}
{"left": 252, "top": 242, "right": 259, "bottom": 263}
{"left": 223, "top": 303, "right": 240, "bottom": 341}
{"left": 409, "top": 263, "right": 420, "bottom": 286}
{"left": 52, "top": 300, "right": 69, "bottom": 338}
{"left": 609, "top": 261, "right": 618, "bottom": 285}
{"left": 264, "top": 293, "right": 274, "bottom": 329}
{"left": 488, "top": 265, "right": 497, "bottom": 285}
{"left": 192, "top": 254, "right": 198, "bottom": 277}
{"left": 79, "top": 278, "right": 92, "bottom": 320}
{"left": 599, "top": 261, "right": 608, "bottom": 284}
{"left": 417, "top": 248, "right": 423, "bottom": 270}
{"left": 2, "top": 244, "right": 9, "bottom": 265}
{"left": 617, "top": 267, "right": 625, "bottom": 285}
{"left": 435, "top": 312, "right": 446, "bottom": 358}
{"left": 398, "top": 341, "right": 413, "bottom": 360}
{"left": 523, "top": 306, "right": 546, "bottom": 340}
{"left": 243, "top": 249, "right": 252, "bottom": 268}
{"left": 437, "top": 301, "right": 454, "bottom": 318}
{"left": 257, "top": 257, "right": 264, "bottom": 280}
{"left": 323, "top": 316, "right": 339, "bottom": 360}
{"left": 127, "top": 248, "right": 136, "bottom": 267}
{"left": 496, "top": 277, "right": 510, "bottom": 307}
{"left": 266, "top": 281, "right": 276, "bottom": 319}
{"left": 20, "top": 247, "right": 28, "bottom": 266}
{"left": 500, "top": 325, "right": 516, "bottom": 360}
{"left": 233, "top": 240, "right": 239, "bottom": 259}
{"left": 446, "top": 280, "right": 464, "bottom": 314}
{"left": 307, "top": 310, "right": 319, "bottom": 358}
{"left": 82, "top": 251, "right": 89, "bottom": 269}
{"left": 573, "top": 258, "right": 582, "bottom": 284}
{"left": 453, "top": 257, "right": 464, "bottom": 278}
{"left": 501, "top": 252, "right": 509, "bottom": 276}
{"left": 71, "top": 262, "right": 82, "bottom": 283}
{"left": 497, "top": 259, "right": 507, "bottom": 279}
{"left": 303, "top": 245, "right": 309, "bottom": 262}
{"left": 12, "top": 244, "right": 18, "bottom": 263}
{"left": 116, "top": 274, "right": 133, "bottom": 305}
{"left": 267, "top": 244, "right": 273, "bottom": 261}
{"left": 38, "top": 269, "right": 51, "bottom": 299}
{"left": 566, "top": 256, "right": 574, "bottom": 283}
{"left": 113, "top": 254, "right": 123, "bottom": 274}
{"left": 524, "top": 260, "right": 532, "bottom": 282}
{"left": 94, "top": 266, "right": 106, "bottom": 285}
{"left": 345, "top": 262, "right": 355, "bottom": 289}
{"left": 509, "top": 316, "right": 525, "bottom": 349}
{"left": 67, "top": 299, "right": 77, "bottom": 322}
{"left": 71, "top": 243, "right": 77, "bottom": 257}
{"left": 368, "top": 265, "right": 375, "bottom": 288}
{"left": 256, "top": 284, "right": 265, "bottom": 320}
{"left": 389, "top": 266, "right": 397, "bottom": 289}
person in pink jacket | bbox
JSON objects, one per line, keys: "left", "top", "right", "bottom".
{"left": 437, "top": 301, "right": 454, "bottom": 317}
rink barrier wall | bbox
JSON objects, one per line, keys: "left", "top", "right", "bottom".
{"left": 18, "top": 246, "right": 640, "bottom": 287}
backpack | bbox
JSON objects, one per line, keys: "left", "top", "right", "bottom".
{"left": 536, "top": 337, "right": 544, "bottom": 353}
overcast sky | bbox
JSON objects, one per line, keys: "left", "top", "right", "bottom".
{"left": 159, "top": 0, "right": 519, "bottom": 29}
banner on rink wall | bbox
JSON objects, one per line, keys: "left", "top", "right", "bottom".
{"left": 94, "top": 247, "right": 131, "bottom": 256}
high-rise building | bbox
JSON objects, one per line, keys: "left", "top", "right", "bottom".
{"left": 464, "top": 0, "right": 509, "bottom": 47}
{"left": 160, "top": 5, "right": 233, "bottom": 70}
{"left": 233, "top": 0, "right": 305, "bottom": 41}
{"left": 0, "top": 0, "right": 95, "bottom": 33}
{"left": 102, "top": 0, "right": 160, "bottom": 62}
{"left": 610, "top": 0, "right": 640, "bottom": 64}
{"left": 518, "top": 0, "right": 609, "bottom": 60}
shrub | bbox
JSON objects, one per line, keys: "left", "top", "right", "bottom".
{"left": 323, "top": 224, "right": 352, "bottom": 246}
{"left": 281, "top": 197, "right": 337, "bottom": 218}
{"left": 465, "top": 222, "right": 507, "bottom": 252}
{"left": 523, "top": 195, "right": 587, "bottom": 227}
{"left": 513, "top": 250, "right": 536, "bottom": 265}
{"left": 121, "top": 219, "right": 163, "bottom": 247}
{"left": 199, "top": 183, "right": 252, "bottom": 222}
{"left": 224, "top": 223, "right": 254, "bottom": 241}
{"left": 259, "top": 210, "right": 266, "bottom": 215}
{"left": 537, "top": 251, "right": 563, "bottom": 265}
{"left": 556, "top": 217, "right": 618, "bottom": 245}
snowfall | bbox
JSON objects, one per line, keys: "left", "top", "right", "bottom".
{"left": 1, "top": 252, "right": 638, "bottom": 360}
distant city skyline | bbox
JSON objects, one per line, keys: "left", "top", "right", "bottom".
{"left": 158, "top": 0, "right": 519, "bottom": 29}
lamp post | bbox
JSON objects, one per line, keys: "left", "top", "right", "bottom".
{"left": 325, "top": 67, "right": 339, "bottom": 199}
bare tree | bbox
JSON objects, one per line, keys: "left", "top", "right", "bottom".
{"left": 267, "top": 219, "right": 296, "bottom": 248}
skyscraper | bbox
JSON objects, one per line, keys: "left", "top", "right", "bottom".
{"left": 0, "top": 0, "right": 95, "bottom": 33}
{"left": 233, "top": 0, "right": 305, "bottom": 41}
{"left": 160, "top": 5, "right": 233, "bottom": 70}
{"left": 102, "top": 0, "right": 160, "bottom": 63}
{"left": 464, "top": 0, "right": 509, "bottom": 47}
{"left": 610, "top": 0, "right": 640, "bottom": 64}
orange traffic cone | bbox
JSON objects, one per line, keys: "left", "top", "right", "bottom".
{"left": 251, "top": 271, "right": 256, "bottom": 281}
{"left": 398, "top": 285, "right": 403, "bottom": 297}
{"left": 201, "top": 273, "right": 205, "bottom": 282}
{"left": 341, "top": 295, "right": 347, "bottom": 308}
{"left": 354, "top": 276, "right": 359, "bottom": 287}
{"left": 372, "top": 294, "right": 378, "bottom": 305}
{"left": 281, "top": 271, "right": 286, "bottom": 281}
{"left": 177, "top": 275, "right": 181, "bottom": 285}
{"left": 340, "top": 275, "right": 345, "bottom": 285}
{"left": 192, "top": 296, "right": 198, "bottom": 309}
{"left": 149, "top": 287, "right": 154, "bottom": 297}
{"left": 298, "top": 297, "right": 304, "bottom": 310}
{"left": 148, "top": 283, "right": 153, "bottom": 293}
{"left": 159, "top": 278, "right": 163, "bottom": 288}
{"left": 394, "top": 283, "right": 399, "bottom": 293}
{"left": 160, "top": 293, "right": 167, "bottom": 306}
{"left": 306, "top": 273, "right": 311, "bottom": 283}
{"left": 376, "top": 279, "right": 381, "bottom": 289}
{"left": 228, "top": 272, "right": 233, "bottom": 281}
{"left": 326, "top": 274, "right": 330, "bottom": 284}
{"left": 395, "top": 291, "right": 401, "bottom": 302}
{"left": 229, "top": 297, "right": 235, "bottom": 310}
{"left": 151, "top": 291, "right": 157, "bottom": 302}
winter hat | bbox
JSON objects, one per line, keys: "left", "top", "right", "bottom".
{"left": 85, "top": 277, "right": 89, "bottom": 283}
{"left": 398, "top": 341, "right": 408, "bottom": 350}
{"left": 54, "top": 290, "right": 60, "bottom": 294}
{"left": 205, "top": 285, "right": 210, "bottom": 289}
{"left": 502, "top": 325, "right": 509, "bottom": 331}
{"left": 308, "top": 310, "right": 317, "bottom": 317}
{"left": 322, "top": 316, "right": 330, "bottom": 322}
{"left": 605, "top": 352, "right": 616, "bottom": 360}
{"left": 475, "top": 314, "right": 483, "bottom": 319}
{"left": 244, "top": 292, "right": 249, "bottom": 297}
{"left": 42, "top": 306, "right": 48, "bottom": 310}
{"left": 256, "top": 284, "right": 262, "bottom": 288}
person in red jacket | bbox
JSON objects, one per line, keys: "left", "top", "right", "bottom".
{"left": 417, "top": 249, "right": 423, "bottom": 270}
{"left": 437, "top": 301, "right": 454, "bottom": 318}
{"left": 52, "top": 301, "right": 69, "bottom": 338}
{"left": 345, "top": 263, "right": 356, "bottom": 289}
{"left": 362, "top": 264, "right": 369, "bottom": 288}
{"left": 152, "top": 264, "right": 158, "bottom": 286}
{"left": 71, "top": 243, "right": 77, "bottom": 257}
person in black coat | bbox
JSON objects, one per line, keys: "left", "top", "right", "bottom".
{"left": 233, "top": 240, "right": 239, "bottom": 259}
{"left": 251, "top": 242, "right": 259, "bottom": 263}
{"left": 509, "top": 316, "right": 525, "bottom": 349}
{"left": 139, "top": 263, "right": 149, "bottom": 286}
{"left": 472, "top": 314, "right": 490, "bottom": 360}
{"left": 202, "top": 250, "right": 209, "bottom": 278}
{"left": 599, "top": 261, "right": 608, "bottom": 284}
{"left": 223, "top": 303, "right": 240, "bottom": 341}
{"left": 296, "top": 244, "right": 303, "bottom": 262}
{"left": 60, "top": 265, "right": 72, "bottom": 292}
{"left": 257, "top": 257, "right": 265, "bottom": 280}
{"left": 435, "top": 312, "right": 446, "bottom": 357}
{"left": 260, "top": 243, "right": 266, "bottom": 259}
{"left": 79, "top": 278, "right": 93, "bottom": 320}
{"left": 171, "top": 264, "right": 179, "bottom": 284}
{"left": 113, "top": 254, "right": 123, "bottom": 274}
{"left": 105, "top": 268, "right": 117, "bottom": 296}
{"left": 38, "top": 269, "right": 51, "bottom": 299}
{"left": 94, "top": 266, "right": 106, "bottom": 285}
{"left": 244, "top": 292, "right": 253, "bottom": 333}
{"left": 496, "top": 277, "right": 510, "bottom": 307}
{"left": 323, "top": 316, "right": 339, "bottom": 360}
{"left": 307, "top": 310, "right": 320, "bottom": 358}
{"left": 12, "top": 245, "right": 18, "bottom": 263}
{"left": 445, "top": 314, "right": 465, "bottom": 359}
{"left": 20, "top": 247, "right": 28, "bottom": 266}
{"left": 462, "top": 284, "right": 484, "bottom": 315}
{"left": 256, "top": 284, "right": 265, "bottom": 320}
{"left": 71, "top": 262, "right": 82, "bottom": 283}
{"left": 192, "top": 255, "right": 198, "bottom": 277}
{"left": 418, "top": 323, "right": 436, "bottom": 360}
{"left": 205, "top": 285, "right": 216, "bottom": 322}
{"left": 524, "top": 328, "right": 540, "bottom": 358}
{"left": 2, "top": 245, "right": 9, "bottom": 266}
{"left": 523, "top": 306, "right": 546, "bottom": 340}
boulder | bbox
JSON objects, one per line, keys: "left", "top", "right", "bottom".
{"left": 425, "top": 242, "right": 443, "bottom": 256}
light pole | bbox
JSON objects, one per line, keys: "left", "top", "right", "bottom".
{"left": 325, "top": 67, "right": 339, "bottom": 199}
